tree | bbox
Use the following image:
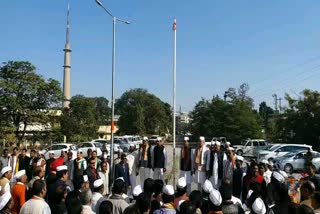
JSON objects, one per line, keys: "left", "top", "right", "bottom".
{"left": 93, "top": 97, "right": 110, "bottom": 125}
{"left": 60, "top": 95, "right": 101, "bottom": 142}
{"left": 190, "top": 84, "right": 262, "bottom": 143}
{"left": 273, "top": 89, "right": 320, "bottom": 149}
{"left": 0, "top": 61, "right": 62, "bottom": 141}
{"left": 258, "top": 101, "right": 275, "bottom": 139}
{"left": 115, "top": 88, "right": 171, "bottom": 135}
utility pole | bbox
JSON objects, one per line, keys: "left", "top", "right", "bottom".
{"left": 272, "top": 94, "right": 278, "bottom": 112}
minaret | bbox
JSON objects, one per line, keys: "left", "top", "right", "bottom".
{"left": 62, "top": 0, "right": 71, "bottom": 108}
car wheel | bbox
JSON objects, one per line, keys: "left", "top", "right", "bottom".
{"left": 237, "top": 150, "right": 243, "bottom": 156}
{"left": 284, "top": 164, "right": 293, "bottom": 174}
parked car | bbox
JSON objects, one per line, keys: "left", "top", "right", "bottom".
{"left": 274, "top": 151, "right": 320, "bottom": 173}
{"left": 91, "top": 139, "right": 122, "bottom": 153}
{"left": 233, "top": 139, "right": 267, "bottom": 157}
{"left": 257, "top": 144, "right": 312, "bottom": 162}
{"left": 114, "top": 139, "right": 131, "bottom": 152}
{"left": 41, "top": 143, "right": 77, "bottom": 160}
{"left": 78, "top": 142, "right": 102, "bottom": 157}
{"left": 149, "top": 135, "right": 160, "bottom": 143}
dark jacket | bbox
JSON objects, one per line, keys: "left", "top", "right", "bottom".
{"left": 45, "top": 158, "right": 55, "bottom": 177}
{"left": 114, "top": 163, "right": 130, "bottom": 187}
{"left": 85, "top": 167, "right": 100, "bottom": 191}
{"left": 208, "top": 151, "right": 224, "bottom": 179}
{"left": 138, "top": 145, "right": 152, "bottom": 168}
{"left": 153, "top": 145, "right": 165, "bottom": 168}
{"left": 180, "top": 147, "right": 192, "bottom": 171}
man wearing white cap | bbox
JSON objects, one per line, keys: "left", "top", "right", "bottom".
{"left": 233, "top": 155, "right": 246, "bottom": 199}
{"left": 174, "top": 177, "right": 189, "bottom": 209}
{"left": 9, "top": 147, "right": 19, "bottom": 185}
{"left": 154, "top": 185, "right": 176, "bottom": 214}
{"left": 152, "top": 137, "right": 167, "bottom": 183}
{"left": 11, "top": 169, "right": 28, "bottom": 214}
{"left": 180, "top": 136, "right": 193, "bottom": 194}
{"left": 263, "top": 160, "right": 273, "bottom": 185}
{"left": 126, "top": 143, "right": 139, "bottom": 195}
{"left": 91, "top": 178, "right": 104, "bottom": 212}
{"left": 194, "top": 136, "right": 209, "bottom": 190}
{"left": 206, "top": 140, "right": 226, "bottom": 189}
{"left": 45, "top": 151, "right": 56, "bottom": 177}
{"left": 0, "top": 166, "right": 12, "bottom": 194}
{"left": 73, "top": 149, "right": 87, "bottom": 189}
{"left": 223, "top": 147, "right": 236, "bottom": 183}
{"left": 48, "top": 165, "right": 69, "bottom": 210}
{"left": 208, "top": 188, "right": 223, "bottom": 212}
{"left": 138, "top": 137, "right": 152, "bottom": 188}
{"left": 0, "top": 149, "right": 10, "bottom": 172}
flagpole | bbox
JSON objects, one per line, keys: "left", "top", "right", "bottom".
{"left": 172, "top": 18, "right": 177, "bottom": 186}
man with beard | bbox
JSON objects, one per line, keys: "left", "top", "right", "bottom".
{"left": 206, "top": 140, "right": 226, "bottom": 189}
{"left": 180, "top": 136, "right": 193, "bottom": 194}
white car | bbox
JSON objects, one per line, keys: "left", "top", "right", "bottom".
{"left": 78, "top": 142, "right": 102, "bottom": 157}
{"left": 257, "top": 144, "right": 312, "bottom": 162}
{"left": 233, "top": 139, "right": 267, "bottom": 157}
{"left": 41, "top": 143, "right": 77, "bottom": 160}
{"left": 91, "top": 139, "right": 122, "bottom": 153}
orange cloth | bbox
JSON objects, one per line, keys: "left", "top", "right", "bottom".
{"left": 11, "top": 183, "right": 26, "bottom": 214}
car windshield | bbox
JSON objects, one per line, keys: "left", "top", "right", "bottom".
{"left": 94, "top": 142, "right": 101, "bottom": 147}
{"left": 269, "top": 145, "right": 281, "bottom": 151}
{"left": 241, "top": 140, "right": 248, "bottom": 145}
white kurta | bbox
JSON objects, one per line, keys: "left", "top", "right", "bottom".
{"left": 91, "top": 192, "right": 103, "bottom": 211}
{"left": 263, "top": 169, "right": 272, "bottom": 184}
{"left": 98, "top": 168, "right": 109, "bottom": 195}
{"left": 194, "top": 146, "right": 209, "bottom": 185}
{"left": 20, "top": 196, "right": 51, "bottom": 214}
{"left": 127, "top": 151, "right": 139, "bottom": 188}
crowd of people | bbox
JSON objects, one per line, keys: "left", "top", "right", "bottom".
{"left": 0, "top": 136, "right": 319, "bottom": 214}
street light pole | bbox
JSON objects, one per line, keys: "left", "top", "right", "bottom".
{"left": 95, "top": 0, "right": 130, "bottom": 182}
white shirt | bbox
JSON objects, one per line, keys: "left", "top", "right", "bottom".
{"left": 82, "top": 205, "right": 95, "bottom": 214}
{"left": 98, "top": 169, "right": 109, "bottom": 195}
{"left": 264, "top": 169, "right": 272, "bottom": 184}
{"left": 127, "top": 151, "right": 138, "bottom": 175}
{"left": 91, "top": 192, "right": 103, "bottom": 212}
{"left": 20, "top": 196, "right": 51, "bottom": 214}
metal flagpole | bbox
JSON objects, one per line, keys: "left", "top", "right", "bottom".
{"left": 172, "top": 18, "right": 177, "bottom": 186}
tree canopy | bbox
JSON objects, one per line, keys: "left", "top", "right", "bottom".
{"left": 115, "top": 88, "right": 171, "bottom": 135}
{"left": 0, "top": 61, "right": 62, "bottom": 141}
{"left": 190, "top": 84, "right": 262, "bottom": 143}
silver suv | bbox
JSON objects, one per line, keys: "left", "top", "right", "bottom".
{"left": 233, "top": 139, "right": 267, "bottom": 157}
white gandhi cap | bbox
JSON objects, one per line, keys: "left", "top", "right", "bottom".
{"left": 14, "top": 170, "right": 26, "bottom": 179}
{"left": 143, "top": 137, "right": 148, "bottom": 141}
{"left": 93, "top": 179, "right": 103, "bottom": 188}
{"left": 199, "top": 136, "right": 205, "bottom": 141}
{"left": 184, "top": 137, "right": 189, "bottom": 141}
{"left": 209, "top": 188, "right": 222, "bottom": 206}
{"left": 203, "top": 179, "right": 213, "bottom": 193}
{"left": 163, "top": 185, "right": 175, "bottom": 196}
{"left": 236, "top": 156, "right": 244, "bottom": 162}
{"left": 177, "top": 177, "right": 187, "bottom": 189}
{"left": 272, "top": 171, "right": 285, "bottom": 183}
{"left": 0, "top": 192, "right": 11, "bottom": 211}
{"left": 83, "top": 175, "right": 89, "bottom": 182}
{"left": 132, "top": 185, "right": 143, "bottom": 197}
{"left": 56, "top": 165, "right": 68, "bottom": 171}
{"left": 1, "top": 166, "right": 12, "bottom": 176}
{"left": 252, "top": 197, "right": 266, "bottom": 214}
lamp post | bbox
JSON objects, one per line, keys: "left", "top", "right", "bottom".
{"left": 95, "top": 0, "right": 130, "bottom": 181}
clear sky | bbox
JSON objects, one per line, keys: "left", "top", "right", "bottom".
{"left": 1, "top": 0, "right": 320, "bottom": 112}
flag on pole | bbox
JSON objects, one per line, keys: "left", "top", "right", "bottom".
{"left": 173, "top": 18, "right": 176, "bottom": 31}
